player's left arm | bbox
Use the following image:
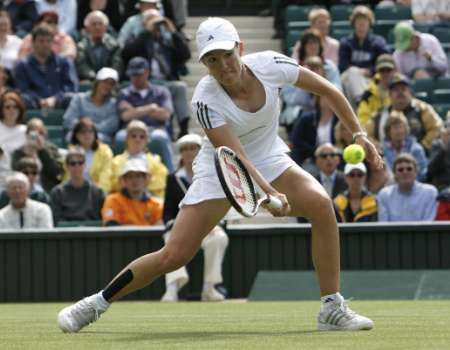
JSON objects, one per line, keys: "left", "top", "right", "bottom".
{"left": 295, "top": 66, "right": 383, "bottom": 168}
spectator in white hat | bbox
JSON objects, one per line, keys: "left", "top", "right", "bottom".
{"left": 63, "top": 67, "right": 120, "bottom": 144}
{"left": 161, "top": 133, "right": 229, "bottom": 302}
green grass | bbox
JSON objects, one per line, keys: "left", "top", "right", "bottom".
{"left": 0, "top": 300, "right": 449, "bottom": 350}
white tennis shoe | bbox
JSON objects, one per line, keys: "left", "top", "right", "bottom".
{"left": 201, "top": 287, "right": 225, "bottom": 301}
{"left": 317, "top": 296, "right": 374, "bottom": 331}
{"left": 57, "top": 294, "right": 104, "bottom": 333}
{"left": 161, "top": 290, "right": 179, "bottom": 302}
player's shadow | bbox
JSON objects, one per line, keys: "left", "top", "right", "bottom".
{"left": 98, "top": 329, "right": 322, "bottom": 342}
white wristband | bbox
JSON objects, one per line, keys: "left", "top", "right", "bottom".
{"left": 352, "top": 131, "right": 368, "bottom": 143}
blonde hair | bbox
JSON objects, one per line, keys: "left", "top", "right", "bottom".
{"left": 308, "top": 8, "right": 330, "bottom": 23}
{"left": 350, "top": 5, "right": 375, "bottom": 26}
{"left": 383, "top": 111, "right": 410, "bottom": 141}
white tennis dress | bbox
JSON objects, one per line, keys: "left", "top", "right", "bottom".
{"left": 181, "top": 51, "right": 300, "bottom": 206}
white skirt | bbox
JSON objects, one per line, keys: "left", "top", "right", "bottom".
{"left": 180, "top": 153, "right": 296, "bottom": 207}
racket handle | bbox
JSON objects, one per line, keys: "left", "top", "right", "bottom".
{"left": 266, "top": 195, "right": 283, "bottom": 209}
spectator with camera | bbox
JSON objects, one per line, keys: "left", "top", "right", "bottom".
{"left": 14, "top": 23, "right": 78, "bottom": 110}
{"left": 11, "top": 117, "right": 63, "bottom": 193}
{"left": 50, "top": 147, "right": 105, "bottom": 225}
{"left": 122, "top": 9, "right": 191, "bottom": 139}
{"left": 0, "top": 172, "right": 53, "bottom": 228}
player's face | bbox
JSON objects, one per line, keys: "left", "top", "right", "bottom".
{"left": 202, "top": 45, "right": 243, "bottom": 86}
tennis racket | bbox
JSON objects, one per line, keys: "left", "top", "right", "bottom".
{"left": 214, "top": 146, "right": 283, "bottom": 217}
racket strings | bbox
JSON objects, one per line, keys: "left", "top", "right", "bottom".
{"left": 222, "top": 152, "right": 258, "bottom": 213}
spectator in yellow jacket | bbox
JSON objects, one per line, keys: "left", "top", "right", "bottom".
{"left": 357, "top": 54, "right": 397, "bottom": 126}
{"left": 104, "top": 120, "right": 168, "bottom": 198}
{"left": 65, "top": 117, "right": 113, "bottom": 192}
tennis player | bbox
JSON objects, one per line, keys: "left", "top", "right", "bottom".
{"left": 58, "top": 17, "right": 383, "bottom": 333}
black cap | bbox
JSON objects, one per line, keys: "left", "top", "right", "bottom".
{"left": 126, "top": 57, "right": 149, "bottom": 77}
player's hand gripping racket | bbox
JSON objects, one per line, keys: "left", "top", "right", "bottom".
{"left": 214, "top": 146, "right": 283, "bottom": 217}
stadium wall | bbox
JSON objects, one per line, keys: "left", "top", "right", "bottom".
{"left": 1, "top": 223, "right": 450, "bottom": 302}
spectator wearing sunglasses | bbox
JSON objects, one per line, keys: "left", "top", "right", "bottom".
{"left": 313, "top": 143, "right": 347, "bottom": 199}
{"left": 49, "top": 147, "right": 105, "bottom": 225}
{"left": 334, "top": 162, "right": 378, "bottom": 223}
{"left": 0, "top": 156, "right": 50, "bottom": 209}
{"left": 377, "top": 153, "right": 438, "bottom": 221}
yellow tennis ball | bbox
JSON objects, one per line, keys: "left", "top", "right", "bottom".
{"left": 343, "top": 144, "right": 366, "bottom": 164}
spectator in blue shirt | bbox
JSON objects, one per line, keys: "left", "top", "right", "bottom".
{"left": 115, "top": 57, "right": 174, "bottom": 172}
{"left": 339, "top": 6, "right": 390, "bottom": 109}
{"left": 14, "top": 23, "right": 78, "bottom": 110}
{"left": 377, "top": 153, "right": 438, "bottom": 221}
{"left": 5, "top": 0, "right": 38, "bottom": 37}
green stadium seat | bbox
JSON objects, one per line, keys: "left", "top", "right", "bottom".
{"left": 432, "top": 103, "right": 450, "bottom": 119}
{"left": 331, "top": 27, "right": 352, "bottom": 41}
{"left": 373, "top": 20, "right": 396, "bottom": 38}
{"left": 285, "top": 5, "right": 315, "bottom": 23}
{"left": 46, "top": 125, "right": 63, "bottom": 139}
{"left": 79, "top": 82, "right": 93, "bottom": 92}
{"left": 431, "top": 27, "right": 450, "bottom": 51}
{"left": 430, "top": 89, "right": 450, "bottom": 104}
{"left": 330, "top": 4, "right": 354, "bottom": 21}
{"left": 413, "top": 23, "right": 432, "bottom": 33}
{"left": 285, "top": 29, "right": 302, "bottom": 53}
{"left": 374, "top": 5, "right": 412, "bottom": 20}
{"left": 25, "top": 109, "right": 65, "bottom": 126}
{"left": 436, "top": 78, "right": 450, "bottom": 89}
{"left": 111, "top": 143, "right": 124, "bottom": 155}
{"left": 286, "top": 20, "right": 309, "bottom": 31}
{"left": 414, "top": 91, "right": 429, "bottom": 103}
{"left": 411, "top": 78, "right": 435, "bottom": 95}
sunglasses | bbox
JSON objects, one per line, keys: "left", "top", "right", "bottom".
{"left": 67, "top": 160, "right": 85, "bottom": 167}
{"left": 3, "top": 104, "right": 18, "bottom": 110}
{"left": 318, "top": 153, "right": 339, "bottom": 159}
{"left": 396, "top": 166, "right": 414, "bottom": 173}
{"left": 129, "top": 134, "right": 146, "bottom": 140}
{"left": 347, "top": 172, "right": 365, "bottom": 178}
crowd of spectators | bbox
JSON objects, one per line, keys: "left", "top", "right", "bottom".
{"left": 1, "top": 0, "right": 450, "bottom": 232}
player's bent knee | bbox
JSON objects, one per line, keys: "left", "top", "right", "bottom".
{"left": 159, "top": 246, "right": 193, "bottom": 273}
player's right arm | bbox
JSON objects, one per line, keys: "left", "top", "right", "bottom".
{"left": 204, "top": 124, "right": 290, "bottom": 217}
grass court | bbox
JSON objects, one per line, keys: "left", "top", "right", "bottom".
{"left": 0, "top": 300, "right": 448, "bottom": 349}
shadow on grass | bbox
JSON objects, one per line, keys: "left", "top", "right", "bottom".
{"left": 82, "top": 329, "right": 322, "bottom": 342}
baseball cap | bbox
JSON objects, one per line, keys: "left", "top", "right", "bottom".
{"left": 375, "top": 54, "right": 395, "bottom": 71}
{"left": 389, "top": 73, "right": 410, "bottom": 89}
{"left": 344, "top": 162, "right": 367, "bottom": 175}
{"left": 196, "top": 17, "right": 240, "bottom": 60}
{"left": 120, "top": 159, "right": 149, "bottom": 177}
{"left": 126, "top": 57, "right": 149, "bottom": 77}
{"left": 176, "top": 134, "right": 202, "bottom": 150}
{"left": 96, "top": 67, "right": 119, "bottom": 82}
{"left": 394, "top": 21, "right": 414, "bottom": 51}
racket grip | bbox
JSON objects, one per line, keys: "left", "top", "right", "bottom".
{"left": 266, "top": 195, "right": 283, "bottom": 209}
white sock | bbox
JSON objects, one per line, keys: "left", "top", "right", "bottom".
{"left": 321, "top": 292, "right": 343, "bottom": 304}
{"left": 96, "top": 291, "right": 110, "bottom": 312}
{"left": 203, "top": 282, "right": 215, "bottom": 293}
{"left": 167, "top": 281, "right": 178, "bottom": 294}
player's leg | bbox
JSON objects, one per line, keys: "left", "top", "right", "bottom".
{"left": 271, "top": 165, "right": 339, "bottom": 296}
{"left": 58, "top": 199, "right": 230, "bottom": 333}
{"left": 200, "top": 225, "right": 229, "bottom": 301}
{"left": 271, "top": 165, "right": 373, "bottom": 331}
